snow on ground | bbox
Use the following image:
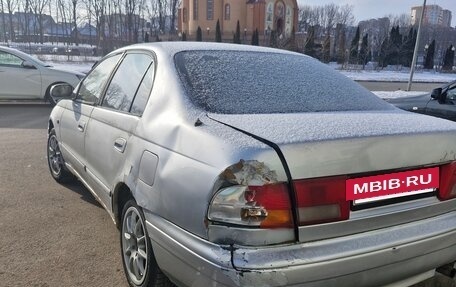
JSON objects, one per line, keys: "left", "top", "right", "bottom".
{"left": 372, "top": 90, "right": 427, "bottom": 99}
{"left": 339, "top": 70, "right": 455, "bottom": 83}
{"left": 49, "top": 62, "right": 94, "bottom": 74}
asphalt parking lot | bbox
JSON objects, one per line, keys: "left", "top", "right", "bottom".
{"left": 0, "top": 103, "right": 455, "bottom": 287}
{"left": 0, "top": 104, "right": 126, "bottom": 286}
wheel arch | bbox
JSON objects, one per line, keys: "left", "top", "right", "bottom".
{"left": 48, "top": 119, "right": 54, "bottom": 134}
{"left": 112, "top": 182, "right": 134, "bottom": 229}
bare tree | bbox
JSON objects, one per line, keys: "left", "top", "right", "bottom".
{"left": 0, "top": 0, "right": 7, "bottom": 41}
{"left": 30, "top": 0, "right": 49, "bottom": 43}
{"left": 5, "top": 0, "right": 18, "bottom": 41}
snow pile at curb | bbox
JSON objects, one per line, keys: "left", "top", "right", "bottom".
{"left": 372, "top": 91, "right": 427, "bottom": 99}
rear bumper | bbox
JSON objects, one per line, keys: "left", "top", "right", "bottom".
{"left": 145, "top": 211, "right": 456, "bottom": 287}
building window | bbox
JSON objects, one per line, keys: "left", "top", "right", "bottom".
{"left": 207, "top": 0, "right": 214, "bottom": 20}
{"left": 193, "top": 0, "right": 198, "bottom": 20}
{"left": 225, "top": 4, "right": 230, "bottom": 20}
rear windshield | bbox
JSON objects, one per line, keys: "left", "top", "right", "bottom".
{"left": 174, "top": 50, "right": 394, "bottom": 114}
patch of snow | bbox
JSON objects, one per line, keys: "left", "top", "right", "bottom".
{"left": 209, "top": 110, "right": 456, "bottom": 145}
{"left": 338, "top": 69, "right": 455, "bottom": 83}
{"left": 372, "top": 91, "right": 427, "bottom": 99}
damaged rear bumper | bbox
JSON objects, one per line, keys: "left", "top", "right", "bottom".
{"left": 145, "top": 211, "right": 456, "bottom": 287}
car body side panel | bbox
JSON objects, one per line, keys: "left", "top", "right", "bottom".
{"left": 0, "top": 65, "right": 42, "bottom": 98}
{"left": 83, "top": 107, "right": 140, "bottom": 210}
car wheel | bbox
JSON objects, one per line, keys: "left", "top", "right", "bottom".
{"left": 47, "top": 128, "right": 74, "bottom": 183}
{"left": 121, "top": 200, "right": 174, "bottom": 287}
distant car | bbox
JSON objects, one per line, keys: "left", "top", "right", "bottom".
{"left": 386, "top": 80, "right": 456, "bottom": 121}
{"left": 0, "top": 46, "right": 84, "bottom": 105}
{"left": 47, "top": 42, "right": 456, "bottom": 287}
{"left": 51, "top": 47, "right": 66, "bottom": 55}
{"left": 67, "top": 48, "right": 81, "bottom": 56}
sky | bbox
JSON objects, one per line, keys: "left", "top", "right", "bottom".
{"left": 297, "top": 0, "right": 456, "bottom": 26}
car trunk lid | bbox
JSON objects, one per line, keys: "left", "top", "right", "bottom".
{"left": 208, "top": 110, "right": 456, "bottom": 242}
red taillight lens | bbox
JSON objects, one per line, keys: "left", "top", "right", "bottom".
{"left": 247, "top": 184, "right": 293, "bottom": 228}
{"left": 208, "top": 183, "right": 293, "bottom": 228}
{"left": 439, "top": 162, "right": 456, "bottom": 200}
{"left": 294, "top": 176, "right": 349, "bottom": 225}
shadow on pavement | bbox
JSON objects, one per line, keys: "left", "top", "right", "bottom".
{"left": 62, "top": 180, "right": 103, "bottom": 209}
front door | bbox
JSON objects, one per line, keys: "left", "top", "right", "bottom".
{"left": 0, "top": 50, "right": 42, "bottom": 99}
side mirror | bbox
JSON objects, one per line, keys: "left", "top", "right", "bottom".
{"left": 22, "top": 61, "right": 36, "bottom": 69}
{"left": 431, "top": 87, "right": 446, "bottom": 104}
{"left": 50, "top": 83, "right": 74, "bottom": 103}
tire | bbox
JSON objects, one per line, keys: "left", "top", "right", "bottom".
{"left": 120, "top": 200, "right": 175, "bottom": 287}
{"left": 47, "top": 128, "right": 74, "bottom": 183}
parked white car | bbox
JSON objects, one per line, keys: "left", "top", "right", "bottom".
{"left": 0, "top": 46, "right": 84, "bottom": 105}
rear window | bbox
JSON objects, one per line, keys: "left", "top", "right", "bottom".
{"left": 174, "top": 51, "right": 394, "bottom": 114}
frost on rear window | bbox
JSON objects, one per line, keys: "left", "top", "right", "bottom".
{"left": 174, "top": 51, "right": 394, "bottom": 114}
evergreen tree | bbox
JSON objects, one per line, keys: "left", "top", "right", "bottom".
{"left": 182, "top": 32, "right": 187, "bottom": 41}
{"left": 251, "top": 29, "right": 259, "bottom": 46}
{"left": 442, "top": 45, "right": 455, "bottom": 71}
{"left": 336, "top": 27, "right": 346, "bottom": 64}
{"left": 349, "top": 26, "right": 360, "bottom": 64}
{"left": 234, "top": 20, "right": 241, "bottom": 44}
{"left": 322, "top": 34, "right": 331, "bottom": 63}
{"left": 385, "top": 26, "right": 402, "bottom": 66}
{"left": 400, "top": 27, "right": 417, "bottom": 67}
{"left": 304, "top": 26, "right": 317, "bottom": 57}
{"left": 287, "top": 26, "right": 298, "bottom": 52}
{"left": 424, "top": 39, "right": 435, "bottom": 69}
{"left": 378, "top": 38, "right": 389, "bottom": 68}
{"left": 196, "top": 26, "right": 202, "bottom": 41}
{"left": 269, "top": 30, "right": 277, "bottom": 47}
{"left": 359, "top": 33, "right": 369, "bottom": 67}
{"left": 215, "top": 19, "right": 222, "bottom": 42}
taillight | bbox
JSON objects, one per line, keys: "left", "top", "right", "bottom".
{"left": 294, "top": 176, "right": 349, "bottom": 225}
{"left": 208, "top": 183, "right": 293, "bottom": 228}
{"left": 439, "top": 161, "right": 456, "bottom": 200}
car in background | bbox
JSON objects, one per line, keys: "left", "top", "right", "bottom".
{"left": 67, "top": 48, "right": 81, "bottom": 56}
{"left": 386, "top": 80, "right": 456, "bottom": 121}
{"left": 51, "top": 46, "right": 66, "bottom": 55}
{"left": 47, "top": 42, "right": 456, "bottom": 287}
{"left": 0, "top": 46, "right": 84, "bottom": 105}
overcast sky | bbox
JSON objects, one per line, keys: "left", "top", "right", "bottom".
{"left": 297, "top": 0, "right": 456, "bottom": 26}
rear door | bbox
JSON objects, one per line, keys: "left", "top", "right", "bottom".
{"left": 83, "top": 52, "right": 155, "bottom": 210}
{"left": 0, "top": 50, "right": 41, "bottom": 99}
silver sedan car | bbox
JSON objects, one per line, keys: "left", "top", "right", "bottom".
{"left": 0, "top": 46, "right": 84, "bottom": 105}
{"left": 47, "top": 42, "right": 456, "bottom": 287}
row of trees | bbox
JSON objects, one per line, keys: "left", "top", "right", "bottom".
{"left": 298, "top": 3, "right": 455, "bottom": 70}
{"left": 0, "top": 0, "right": 180, "bottom": 47}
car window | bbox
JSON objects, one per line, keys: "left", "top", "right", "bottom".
{"left": 175, "top": 51, "right": 394, "bottom": 114}
{"left": 76, "top": 54, "right": 122, "bottom": 104}
{"left": 130, "top": 64, "right": 155, "bottom": 116}
{"left": 446, "top": 84, "right": 456, "bottom": 101}
{"left": 0, "top": 51, "right": 23, "bottom": 67}
{"left": 102, "top": 53, "right": 153, "bottom": 113}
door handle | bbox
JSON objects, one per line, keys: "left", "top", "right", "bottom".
{"left": 77, "top": 121, "right": 86, "bottom": 132}
{"left": 114, "top": 138, "right": 127, "bottom": 153}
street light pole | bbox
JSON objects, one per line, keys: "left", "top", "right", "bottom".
{"left": 407, "top": 0, "right": 427, "bottom": 91}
